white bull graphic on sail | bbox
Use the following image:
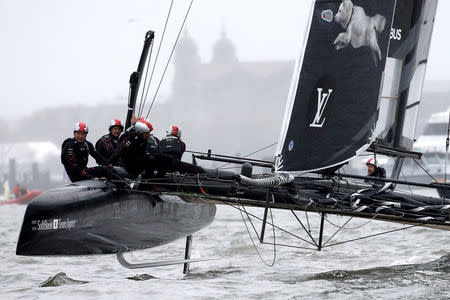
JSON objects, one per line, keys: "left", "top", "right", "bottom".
{"left": 333, "top": 0, "right": 387, "bottom": 65}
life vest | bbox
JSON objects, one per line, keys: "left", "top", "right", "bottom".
{"left": 95, "top": 133, "right": 120, "bottom": 165}
{"left": 61, "top": 138, "right": 92, "bottom": 169}
{"left": 159, "top": 136, "right": 186, "bottom": 160}
{"left": 147, "top": 135, "right": 160, "bottom": 155}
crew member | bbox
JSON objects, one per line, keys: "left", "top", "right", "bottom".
{"left": 19, "top": 185, "right": 27, "bottom": 196}
{"left": 159, "top": 125, "right": 186, "bottom": 160}
{"left": 134, "top": 117, "right": 160, "bottom": 155}
{"left": 366, "top": 158, "right": 386, "bottom": 178}
{"left": 114, "top": 119, "right": 157, "bottom": 177}
{"left": 61, "top": 122, "right": 117, "bottom": 182}
{"left": 95, "top": 119, "right": 123, "bottom": 166}
{"left": 157, "top": 125, "right": 203, "bottom": 175}
{"left": 114, "top": 120, "right": 204, "bottom": 177}
{"left": 147, "top": 129, "right": 161, "bottom": 156}
{"left": 13, "top": 184, "right": 21, "bottom": 198}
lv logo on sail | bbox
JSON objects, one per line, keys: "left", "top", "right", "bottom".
{"left": 310, "top": 88, "right": 333, "bottom": 128}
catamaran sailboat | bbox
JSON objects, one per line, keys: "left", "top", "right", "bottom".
{"left": 16, "top": 0, "right": 449, "bottom": 270}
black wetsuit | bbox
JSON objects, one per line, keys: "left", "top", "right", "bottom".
{"left": 114, "top": 129, "right": 156, "bottom": 177}
{"left": 158, "top": 135, "right": 202, "bottom": 174}
{"left": 146, "top": 135, "right": 173, "bottom": 176}
{"left": 159, "top": 135, "right": 186, "bottom": 160}
{"left": 95, "top": 133, "right": 121, "bottom": 166}
{"left": 61, "top": 138, "right": 117, "bottom": 182}
{"left": 113, "top": 128, "right": 203, "bottom": 177}
{"left": 370, "top": 167, "right": 386, "bottom": 179}
{"left": 147, "top": 135, "right": 160, "bottom": 155}
{"left": 365, "top": 167, "right": 387, "bottom": 187}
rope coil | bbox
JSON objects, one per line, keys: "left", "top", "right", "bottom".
{"left": 235, "top": 173, "right": 294, "bottom": 188}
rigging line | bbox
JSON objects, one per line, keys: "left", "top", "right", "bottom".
{"left": 296, "top": 183, "right": 357, "bottom": 200}
{"left": 136, "top": 181, "right": 302, "bottom": 199}
{"left": 400, "top": 169, "right": 415, "bottom": 197}
{"left": 145, "top": 0, "right": 194, "bottom": 119}
{"left": 227, "top": 202, "right": 316, "bottom": 247}
{"left": 291, "top": 183, "right": 364, "bottom": 222}
{"left": 322, "top": 225, "right": 418, "bottom": 248}
{"left": 322, "top": 217, "right": 353, "bottom": 248}
{"left": 179, "top": 184, "right": 426, "bottom": 251}
{"left": 241, "top": 197, "right": 277, "bottom": 262}
{"left": 216, "top": 166, "right": 242, "bottom": 170}
{"left": 443, "top": 112, "right": 450, "bottom": 204}
{"left": 246, "top": 191, "right": 319, "bottom": 247}
{"left": 304, "top": 211, "right": 312, "bottom": 233}
{"left": 137, "top": 41, "right": 154, "bottom": 117}
{"left": 323, "top": 214, "right": 378, "bottom": 230}
{"left": 290, "top": 210, "right": 318, "bottom": 247}
{"left": 269, "top": 197, "right": 277, "bottom": 262}
{"left": 139, "top": 0, "right": 174, "bottom": 117}
{"left": 175, "top": 187, "right": 443, "bottom": 247}
{"left": 413, "top": 158, "right": 438, "bottom": 182}
{"left": 444, "top": 110, "right": 450, "bottom": 184}
{"left": 243, "top": 202, "right": 266, "bottom": 240}
{"left": 234, "top": 198, "right": 276, "bottom": 267}
{"left": 261, "top": 242, "right": 317, "bottom": 251}
{"left": 292, "top": 183, "right": 322, "bottom": 208}
{"left": 217, "top": 142, "right": 278, "bottom": 169}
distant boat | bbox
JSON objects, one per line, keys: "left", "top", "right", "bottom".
{"left": 403, "top": 108, "right": 450, "bottom": 183}
{"left": 0, "top": 190, "right": 42, "bottom": 206}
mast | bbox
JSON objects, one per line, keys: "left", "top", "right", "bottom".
{"left": 125, "top": 30, "right": 155, "bottom": 129}
{"left": 380, "top": 0, "right": 438, "bottom": 179}
{"left": 390, "top": 1, "right": 421, "bottom": 180}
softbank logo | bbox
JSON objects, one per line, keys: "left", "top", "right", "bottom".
{"left": 310, "top": 88, "right": 333, "bottom": 128}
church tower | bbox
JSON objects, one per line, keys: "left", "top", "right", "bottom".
{"left": 211, "top": 29, "right": 238, "bottom": 64}
{"left": 173, "top": 30, "right": 201, "bottom": 96}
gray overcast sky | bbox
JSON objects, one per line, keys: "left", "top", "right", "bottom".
{"left": 1, "top": 0, "right": 449, "bottom": 118}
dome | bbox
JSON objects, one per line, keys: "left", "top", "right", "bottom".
{"left": 211, "top": 30, "right": 238, "bottom": 64}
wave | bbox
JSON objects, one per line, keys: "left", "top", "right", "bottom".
{"left": 309, "top": 254, "right": 450, "bottom": 282}
{"left": 183, "top": 266, "right": 242, "bottom": 280}
{"left": 39, "top": 272, "right": 88, "bottom": 287}
{"left": 127, "top": 274, "right": 158, "bottom": 281}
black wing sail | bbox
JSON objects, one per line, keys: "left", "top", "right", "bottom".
{"left": 276, "top": 0, "right": 396, "bottom": 173}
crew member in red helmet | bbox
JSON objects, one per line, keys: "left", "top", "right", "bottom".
{"left": 95, "top": 119, "right": 124, "bottom": 166}
{"left": 61, "top": 122, "right": 118, "bottom": 182}
{"left": 113, "top": 121, "right": 204, "bottom": 177}
{"left": 365, "top": 158, "right": 386, "bottom": 179}
{"left": 159, "top": 125, "right": 186, "bottom": 160}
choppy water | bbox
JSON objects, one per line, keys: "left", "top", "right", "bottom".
{"left": 0, "top": 200, "right": 449, "bottom": 299}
